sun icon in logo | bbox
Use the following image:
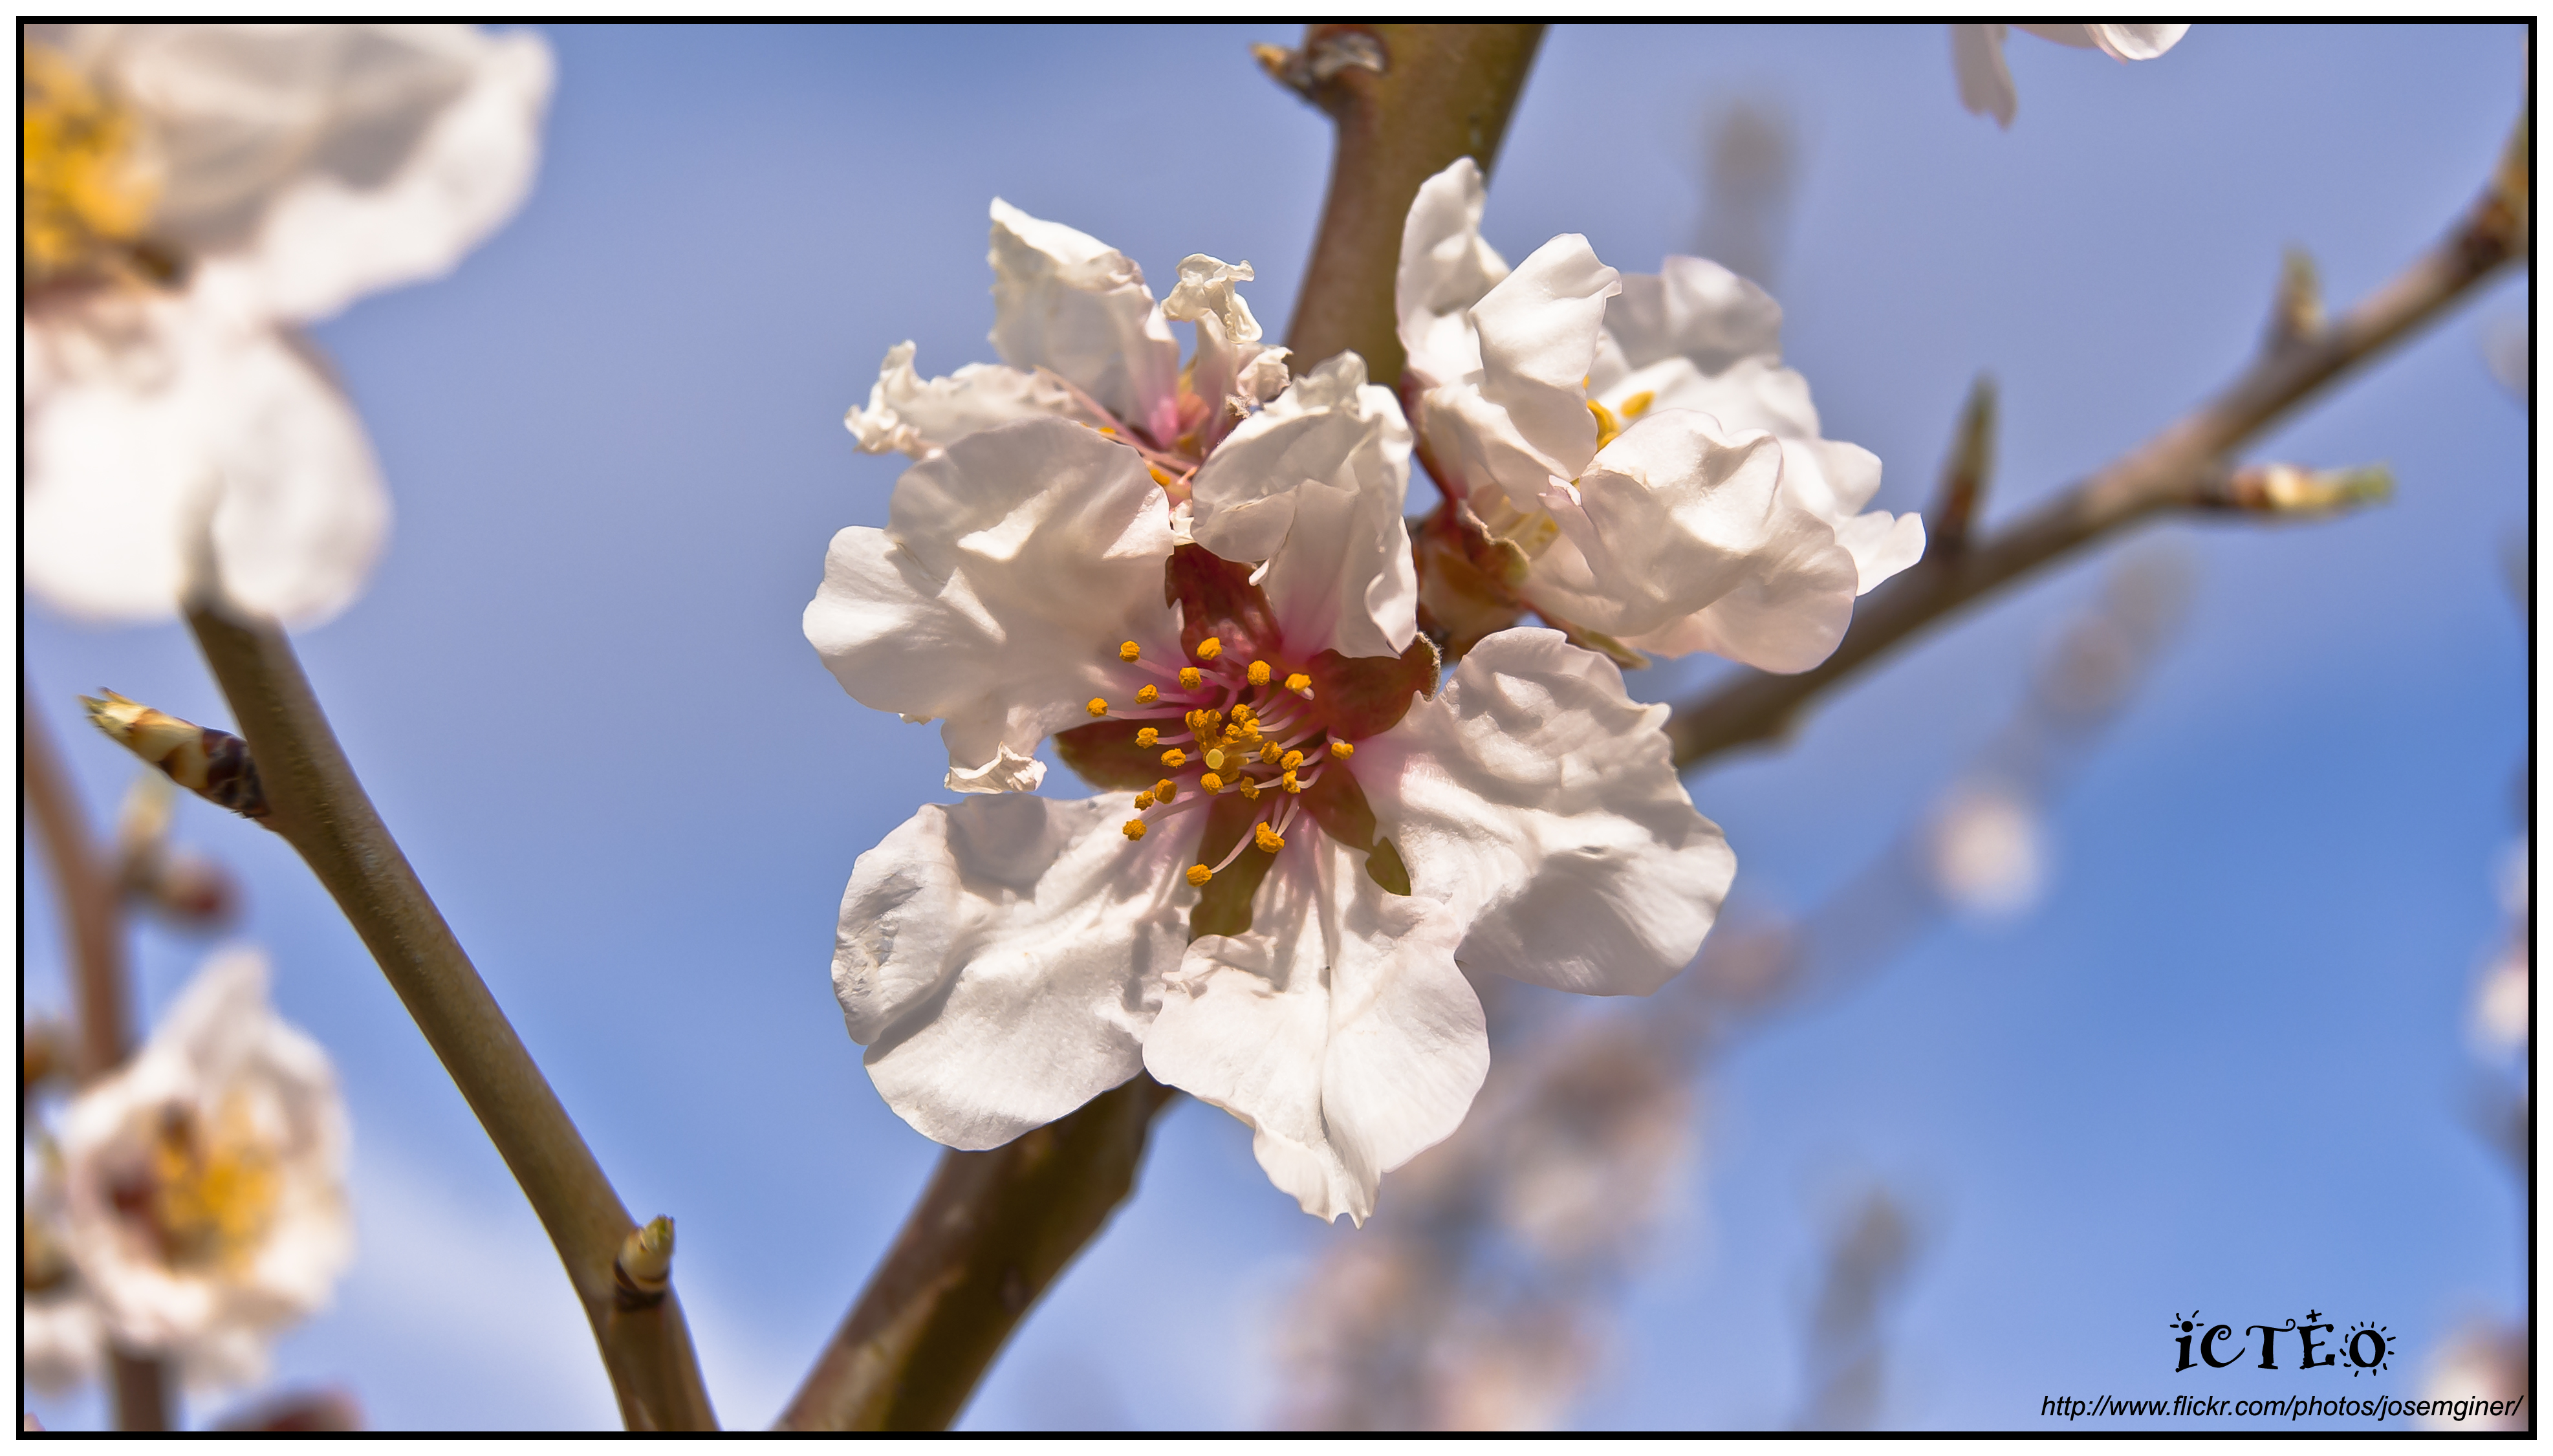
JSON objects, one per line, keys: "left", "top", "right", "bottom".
{"left": 2343, "top": 1321, "right": 2393, "bottom": 1375}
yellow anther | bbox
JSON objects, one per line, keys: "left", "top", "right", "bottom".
{"left": 1135, "top": 790, "right": 1156, "bottom": 809}
{"left": 1136, "top": 684, "right": 1160, "bottom": 705}
{"left": 1204, "top": 747, "right": 1226, "bottom": 771}
{"left": 1283, "top": 770, "right": 1302, "bottom": 793}
{"left": 1097, "top": 426, "right": 1119, "bottom": 436}
{"left": 1087, "top": 697, "right": 1109, "bottom": 717}
{"left": 1149, "top": 464, "right": 1178, "bottom": 489}
{"left": 1259, "top": 743, "right": 1283, "bottom": 765}
{"left": 1122, "top": 820, "right": 1147, "bottom": 841}
{"left": 1155, "top": 779, "right": 1179, "bottom": 802}
{"left": 1199, "top": 773, "right": 1224, "bottom": 793}
{"left": 1239, "top": 777, "right": 1262, "bottom": 801}
{"left": 1179, "top": 667, "right": 1204, "bottom": 690}
{"left": 1330, "top": 740, "right": 1354, "bottom": 759}
{"left": 1118, "top": 640, "right": 1142, "bottom": 662}
{"left": 1136, "top": 726, "right": 1159, "bottom": 748}
{"left": 1197, "top": 637, "right": 1223, "bottom": 661}
{"left": 1587, "top": 398, "right": 1624, "bottom": 450}
{"left": 1619, "top": 390, "right": 1656, "bottom": 420}
{"left": 1247, "top": 660, "right": 1272, "bottom": 687}
{"left": 1254, "top": 823, "right": 1287, "bottom": 853}
{"left": 1186, "top": 864, "right": 1213, "bottom": 887}
{"left": 1161, "top": 748, "right": 1187, "bottom": 768}
{"left": 1230, "top": 701, "right": 1256, "bottom": 723}
{"left": 1281, "top": 749, "right": 1304, "bottom": 770}
{"left": 1285, "top": 673, "right": 1312, "bottom": 694}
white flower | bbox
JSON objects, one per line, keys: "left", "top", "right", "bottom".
{"left": 23, "top": 1157, "right": 107, "bottom": 1395}
{"left": 1950, "top": 24, "right": 2191, "bottom": 129}
{"left": 845, "top": 200, "right": 1290, "bottom": 470}
{"left": 57, "top": 947, "right": 353, "bottom": 1388}
{"left": 1396, "top": 160, "right": 1920, "bottom": 672}
{"left": 809, "top": 413, "right": 1732, "bottom": 1221}
{"left": 23, "top": 23, "right": 553, "bottom": 624}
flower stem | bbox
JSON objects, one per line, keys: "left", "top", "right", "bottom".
{"left": 179, "top": 601, "right": 717, "bottom": 1432}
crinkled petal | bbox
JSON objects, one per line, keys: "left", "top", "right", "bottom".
{"left": 843, "top": 341, "right": 1082, "bottom": 458}
{"left": 835, "top": 793, "right": 1185, "bottom": 1148}
{"left": 1468, "top": 234, "right": 1620, "bottom": 481}
{"left": 803, "top": 417, "right": 1182, "bottom": 789}
{"left": 1191, "top": 353, "right": 1417, "bottom": 658}
{"left": 1951, "top": 23, "right": 2019, "bottom": 127}
{"left": 25, "top": 295, "right": 389, "bottom": 626}
{"left": 1526, "top": 410, "right": 1858, "bottom": 667}
{"left": 988, "top": 199, "right": 1179, "bottom": 437}
{"left": 1835, "top": 508, "right": 1928, "bottom": 596}
{"left": 1394, "top": 157, "right": 1510, "bottom": 387}
{"left": 1358, "top": 629, "right": 1733, "bottom": 996}
{"left": 1146, "top": 839, "right": 1485, "bottom": 1224}
{"left": 1602, "top": 255, "right": 1785, "bottom": 379}
{"left": 1164, "top": 254, "right": 1288, "bottom": 442}
{"left": 60, "top": 23, "right": 555, "bottom": 324}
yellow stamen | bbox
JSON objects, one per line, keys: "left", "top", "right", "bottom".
{"left": 1135, "top": 790, "right": 1156, "bottom": 809}
{"left": 1284, "top": 673, "right": 1312, "bottom": 694}
{"left": 1247, "top": 660, "right": 1271, "bottom": 686}
{"left": 1160, "top": 748, "right": 1188, "bottom": 768}
{"left": 1136, "top": 684, "right": 1159, "bottom": 705}
{"left": 1136, "top": 727, "right": 1159, "bottom": 748}
{"left": 1154, "top": 779, "right": 1179, "bottom": 803}
{"left": 1118, "top": 640, "right": 1142, "bottom": 662}
{"left": 1239, "top": 777, "right": 1262, "bottom": 801}
{"left": 1186, "top": 864, "right": 1213, "bottom": 886}
{"left": 1254, "top": 823, "right": 1287, "bottom": 853}
{"left": 1087, "top": 697, "right": 1109, "bottom": 717}
{"left": 1587, "top": 398, "right": 1624, "bottom": 450}
{"left": 1619, "top": 390, "right": 1656, "bottom": 419}
{"left": 1122, "top": 820, "right": 1147, "bottom": 840}
{"left": 21, "top": 48, "right": 165, "bottom": 288}
{"left": 1281, "top": 749, "right": 1304, "bottom": 770}
{"left": 1149, "top": 465, "right": 1177, "bottom": 489}
{"left": 1196, "top": 636, "right": 1223, "bottom": 661}
{"left": 1098, "top": 426, "right": 1119, "bottom": 436}
{"left": 1259, "top": 743, "right": 1283, "bottom": 765}
{"left": 1176, "top": 667, "right": 1201, "bottom": 690}
{"left": 1283, "top": 770, "right": 1302, "bottom": 793}
{"left": 1330, "top": 741, "right": 1355, "bottom": 759}
{"left": 1200, "top": 772, "right": 1224, "bottom": 793}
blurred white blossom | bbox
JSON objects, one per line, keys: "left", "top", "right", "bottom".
{"left": 22, "top": 23, "right": 552, "bottom": 625}
{"left": 1926, "top": 778, "right": 2047, "bottom": 921}
{"left": 57, "top": 948, "right": 353, "bottom": 1389}
{"left": 1950, "top": 24, "right": 2189, "bottom": 129}
{"left": 23, "top": 1153, "right": 107, "bottom": 1395}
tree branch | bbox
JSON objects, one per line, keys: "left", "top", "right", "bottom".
{"left": 777, "top": 24, "right": 1550, "bottom": 1431}
{"left": 1667, "top": 109, "right": 2527, "bottom": 770}
{"left": 178, "top": 602, "right": 717, "bottom": 1431}
{"left": 23, "top": 685, "right": 172, "bottom": 1433}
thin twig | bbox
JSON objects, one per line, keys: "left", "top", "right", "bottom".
{"left": 777, "top": 24, "right": 1550, "bottom": 1432}
{"left": 1666, "top": 110, "right": 2527, "bottom": 769}
{"left": 179, "top": 602, "right": 717, "bottom": 1431}
{"left": 23, "top": 684, "right": 173, "bottom": 1432}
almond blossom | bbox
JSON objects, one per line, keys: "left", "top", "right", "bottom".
{"left": 23, "top": 23, "right": 552, "bottom": 625}
{"left": 1950, "top": 24, "right": 2191, "bottom": 129}
{"left": 56, "top": 947, "right": 353, "bottom": 1387}
{"left": 807, "top": 404, "right": 1733, "bottom": 1221}
{"left": 1395, "top": 160, "right": 1922, "bottom": 672}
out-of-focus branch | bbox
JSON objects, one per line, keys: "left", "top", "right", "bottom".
{"left": 176, "top": 602, "right": 716, "bottom": 1432}
{"left": 776, "top": 1077, "right": 1179, "bottom": 1431}
{"left": 1668, "top": 107, "right": 2528, "bottom": 769}
{"left": 1268, "top": 23, "right": 1545, "bottom": 382}
{"left": 23, "top": 686, "right": 172, "bottom": 1433}
{"left": 781, "top": 28, "right": 1550, "bottom": 1431}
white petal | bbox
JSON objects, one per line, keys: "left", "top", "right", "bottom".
{"left": 835, "top": 794, "right": 1186, "bottom": 1149}
{"left": 1358, "top": 629, "right": 1733, "bottom": 996}
{"left": 1835, "top": 508, "right": 1928, "bottom": 596}
{"left": 1951, "top": 23, "right": 2019, "bottom": 127}
{"left": 1393, "top": 157, "right": 1509, "bottom": 387}
{"left": 944, "top": 742, "right": 1046, "bottom": 796}
{"left": 25, "top": 295, "right": 389, "bottom": 626}
{"left": 1163, "top": 254, "right": 1287, "bottom": 441}
{"left": 87, "top": 24, "right": 555, "bottom": 324}
{"left": 1468, "top": 234, "right": 1620, "bottom": 481}
{"left": 843, "top": 341, "right": 1081, "bottom": 458}
{"left": 1526, "top": 411, "right": 1859, "bottom": 666}
{"left": 802, "top": 417, "right": 1181, "bottom": 786}
{"left": 1603, "top": 255, "right": 1785, "bottom": 376}
{"left": 1191, "top": 353, "right": 1417, "bottom": 658}
{"left": 2080, "top": 23, "right": 2190, "bottom": 61}
{"left": 988, "top": 198, "right": 1180, "bottom": 439}
{"left": 1145, "top": 840, "right": 1485, "bottom": 1224}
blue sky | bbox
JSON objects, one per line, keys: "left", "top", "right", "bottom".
{"left": 24, "top": 23, "right": 2528, "bottom": 1431}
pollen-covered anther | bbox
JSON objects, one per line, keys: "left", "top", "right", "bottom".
{"left": 1587, "top": 397, "right": 1625, "bottom": 450}
{"left": 1247, "top": 660, "right": 1271, "bottom": 687}
{"left": 1196, "top": 636, "right": 1223, "bottom": 661}
{"left": 1135, "top": 790, "right": 1156, "bottom": 809}
{"left": 1200, "top": 773, "right": 1224, "bottom": 793}
{"left": 1186, "top": 864, "right": 1213, "bottom": 887}
{"left": 1179, "top": 667, "right": 1204, "bottom": 690}
{"left": 1329, "top": 741, "right": 1355, "bottom": 759}
{"left": 1284, "top": 673, "right": 1312, "bottom": 695}
{"left": 1149, "top": 465, "right": 1178, "bottom": 489}
{"left": 1122, "top": 820, "right": 1147, "bottom": 841}
{"left": 1281, "top": 770, "right": 1302, "bottom": 793}
{"left": 1254, "top": 823, "right": 1286, "bottom": 853}
{"left": 1118, "top": 640, "right": 1142, "bottom": 662}
{"left": 1087, "top": 697, "right": 1109, "bottom": 717}
{"left": 1135, "top": 684, "right": 1160, "bottom": 705}
{"left": 1136, "top": 726, "right": 1159, "bottom": 747}
{"left": 1619, "top": 389, "right": 1655, "bottom": 420}
{"left": 1161, "top": 748, "right": 1188, "bottom": 768}
{"left": 1281, "top": 749, "right": 1305, "bottom": 770}
{"left": 1153, "top": 779, "right": 1179, "bottom": 803}
{"left": 1239, "top": 778, "right": 1262, "bottom": 801}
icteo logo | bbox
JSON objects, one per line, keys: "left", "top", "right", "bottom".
{"left": 2171, "top": 1310, "right": 2393, "bottom": 1375}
